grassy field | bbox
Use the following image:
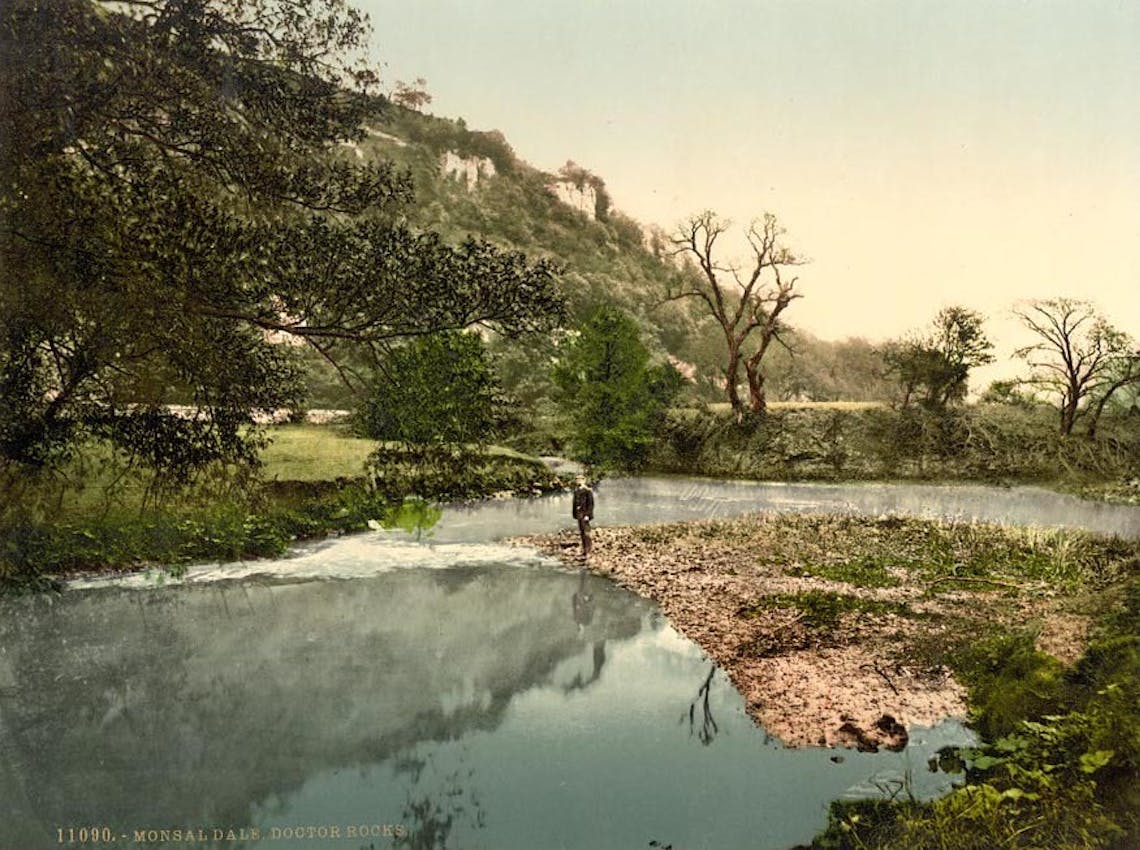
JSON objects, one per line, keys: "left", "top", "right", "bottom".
{"left": 261, "top": 425, "right": 540, "bottom": 482}
{"left": 260, "top": 424, "right": 378, "bottom": 481}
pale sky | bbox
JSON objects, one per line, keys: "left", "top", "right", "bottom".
{"left": 356, "top": 1, "right": 1140, "bottom": 371}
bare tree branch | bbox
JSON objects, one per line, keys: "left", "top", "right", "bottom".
{"left": 666, "top": 210, "right": 806, "bottom": 414}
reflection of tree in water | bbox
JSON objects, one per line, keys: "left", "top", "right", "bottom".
{"left": 681, "top": 664, "right": 719, "bottom": 746}
{"left": 1, "top": 568, "right": 645, "bottom": 844}
{"left": 390, "top": 748, "right": 485, "bottom": 850}
{"left": 373, "top": 498, "right": 443, "bottom": 541}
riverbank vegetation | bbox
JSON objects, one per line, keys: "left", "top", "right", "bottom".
{"left": 0, "top": 424, "right": 568, "bottom": 593}
{"left": 523, "top": 513, "right": 1140, "bottom": 850}
{"left": 5, "top": 390, "right": 1138, "bottom": 591}
{"left": 7, "top": 1, "right": 1138, "bottom": 581}
{"left": 811, "top": 583, "right": 1140, "bottom": 849}
{"left": 649, "top": 403, "right": 1140, "bottom": 498}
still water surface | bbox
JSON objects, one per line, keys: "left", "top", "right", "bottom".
{"left": 5, "top": 477, "right": 1136, "bottom": 849}
{"left": 2, "top": 569, "right": 968, "bottom": 850}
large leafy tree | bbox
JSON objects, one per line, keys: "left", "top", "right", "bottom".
{"left": 357, "top": 331, "right": 507, "bottom": 448}
{"left": 554, "top": 307, "right": 681, "bottom": 471}
{"left": 356, "top": 330, "right": 512, "bottom": 498}
{"left": 0, "top": 0, "right": 563, "bottom": 482}
{"left": 883, "top": 306, "right": 994, "bottom": 410}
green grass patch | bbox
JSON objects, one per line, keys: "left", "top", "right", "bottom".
{"left": 951, "top": 631, "right": 1069, "bottom": 741}
{"left": 788, "top": 555, "right": 904, "bottom": 588}
{"left": 741, "top": 590, "right": 913, "bottom": 631}
{"left": 260, "top": 424, "right": 377, "bottom": 482}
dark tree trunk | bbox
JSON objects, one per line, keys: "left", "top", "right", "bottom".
{"left": 745, "top": 360, "right": 767, "bottom": 414}
{"left": 724, "top": 343, "right": 744, "bottom": 414}
{"left": 1060, "top": 398, "right": 1078, "bottom": 435}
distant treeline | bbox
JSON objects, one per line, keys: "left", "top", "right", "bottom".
{"left": 650, "top": 404, "right": 1140, "bottom": 488}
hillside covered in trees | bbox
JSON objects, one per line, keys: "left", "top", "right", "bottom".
{"left": 303, "top": 100, "right": 895, "bottom": 409}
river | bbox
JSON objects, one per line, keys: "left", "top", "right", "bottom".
{"left": 3, "top": 477, "right": 1136, "bottom": 850}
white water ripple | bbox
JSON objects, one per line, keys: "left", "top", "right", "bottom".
{"left": 68, "top": 534, "right": 555, "bottom": 589}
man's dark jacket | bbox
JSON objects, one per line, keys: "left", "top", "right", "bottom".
{"left": 572, "top": 486, "right": 594, "bottom": 520}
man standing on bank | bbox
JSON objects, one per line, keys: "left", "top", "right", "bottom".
{"left": 571, "top": 474, "right": 594, "bottom": 559}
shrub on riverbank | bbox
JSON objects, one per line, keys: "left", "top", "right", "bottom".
{"left": 651, "top": 404, "right": 1140, "bottom": 488}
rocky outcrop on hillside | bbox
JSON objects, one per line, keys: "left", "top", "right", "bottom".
{"left": 549, "top": 179, "right": 598, "bottom": 219}
{"left": 440, "top": 150, "right": 496, "bottom": 190}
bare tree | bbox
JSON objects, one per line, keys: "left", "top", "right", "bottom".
{"left": 1084, "top": 340, "right": 1140, "bottom": 438}
{"left": 668, "top": 211, "right": 804, "bottom": 414}
{"left": 1014, "top": 298, "right": 1140, "bottom": 436}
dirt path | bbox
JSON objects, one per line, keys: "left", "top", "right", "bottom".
{"left": 515, "top": 513, "right": 1090, "bottom": 750}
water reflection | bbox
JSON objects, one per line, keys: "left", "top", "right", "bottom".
{"left": 0, "top": 569, "right": 638, "bottom": 847}
{"left": 370, "top": 497, "right": 443, "bottom": 541}
{"left": 1, "top": 567, "right": 972, "bottom": 850}
{"left": 567, "top": 569, "right": 606, "bottom": 693}
{"left": 683, "top": 665, "right": 720, "bottom": 746}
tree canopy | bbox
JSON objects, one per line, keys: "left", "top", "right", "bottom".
{"left": 1014, "top": 298, "right": 1140, "bottom": 437}
{"left": 554, "top": 307, "right": 681, "bottom": 471}
{"left": 883, "top": 306, "right": 994, "bottom": 410}
{"left": 356, "top": 331, "right": 508, "bottom": 448}
{"left": 0, "top": 0, "right": 563, "bottom": 482}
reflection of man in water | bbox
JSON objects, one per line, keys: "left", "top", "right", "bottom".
{"left": 571, "top": 474, "right": 594, "bottom": 559}
{"left": 572, "top": 567, "right": 595, "bottom": 629}
{"left": 566, "top": 568, "right": 606, "bottom": 691}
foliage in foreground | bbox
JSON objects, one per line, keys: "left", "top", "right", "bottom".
{"left": 812, "top": 582, "right": 1140, "bottom": 850}
{"left": 1, "top": 0, "right": 563, "bottom": 483}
